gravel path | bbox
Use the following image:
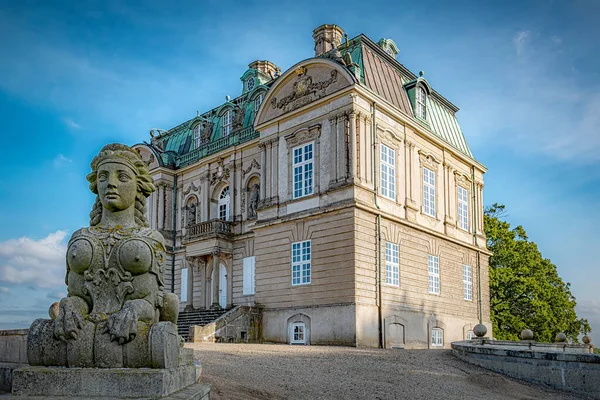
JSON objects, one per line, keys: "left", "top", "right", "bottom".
{"left": 188, "top": 343, "right": 586, "bottom": 400}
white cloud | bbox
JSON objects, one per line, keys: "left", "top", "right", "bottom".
{"left": 577, "top": 299, "right": 600, "bottom": 335}
{"left": 63, "top": 118, "right": 80, "bottom": 129}
{"left": 513, "top": 30, "right": 530, "bottom": 56}
{"left": 0, "top": 287, "right": 9, "bottom": 293}
{"left": 53, "top": 154, "right": 72, "bottom": 167}
{"left": 0, "top": 231, "right": 68, "bottom": 289}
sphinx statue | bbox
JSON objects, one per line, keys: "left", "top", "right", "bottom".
{"left": 27, "top": 143, "right": 181, "bottom": 369}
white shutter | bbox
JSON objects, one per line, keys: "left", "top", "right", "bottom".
{"left": 180, "top": 268, "right": 188, "bottom": 302}
{"left": 243, "top": 256, "right": 255, "bottom": 295}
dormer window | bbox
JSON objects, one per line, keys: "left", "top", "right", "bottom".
{"left": 416, "top": 87, "right": 427, "bottom": 120}
{"left": 193, "top": 125, "right": 201, "bottom": 148}
{"left": 222, "top": 110, "right": 233, "bottom": 137}
{"left": 255, "top": 93, "right": 264, "bottom": 111}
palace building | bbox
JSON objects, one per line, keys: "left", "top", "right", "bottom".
{"left": 134, "top": 24, "right": 492, "bottom": 349}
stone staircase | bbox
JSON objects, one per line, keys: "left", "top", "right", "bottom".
{"left": 177, "top": 308, "right": 230, "bottom": 341}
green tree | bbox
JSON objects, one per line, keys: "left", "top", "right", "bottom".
{"left": 485, "top": 204, "right": 590, "bottom": 342}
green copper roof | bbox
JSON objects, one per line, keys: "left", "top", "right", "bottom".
{"left": 151, "top": 83, "right": 270, "bottom": 168}
{"left": 328, "top": 35, "right": 474, "bottom": 159}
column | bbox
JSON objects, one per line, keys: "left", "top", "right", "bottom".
{"left": 157, "top": 183, "right": 165, "bottom": 230}
{"left": 349, "top": 112, "right": 357, "bottom": 181}
{"left": 185, "top": 257, "right": 195, "bottom": 310}
{"left": 329, "top": 116, "right": 338, "bottom": 183}
{"left": 202, "top": 172, "right": 209, "bottom": 221}
{"left": 212, "top": 250, "right": 221, "bottom": 308}
{"left": 259, "top": 144, "right": 267, "bottom": 201}
{"left": 337, "top": 115, "right": 346, "bottom": 182}
{"left": 271, "top": 138, "right": 279, "bottom": 202}
{"left": 198, "top": 257, "right": 206, "bottom": 309}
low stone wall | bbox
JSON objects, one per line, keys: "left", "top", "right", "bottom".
{"left": 0, "top": 329, "right": 29, "bottom": 392}
{"left": 452, "top": 340, "right": 600, "bottom": 398}
{"left": 190, "top": 306, "right": 262, "bottom": 343}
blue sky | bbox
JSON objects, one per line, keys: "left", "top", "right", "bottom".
{"left": 0, "top": 0, "right": 598, "bottom": 336}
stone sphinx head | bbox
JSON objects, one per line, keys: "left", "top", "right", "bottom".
{"left": 86, "top": 143, "right": 155, "bottom": 228}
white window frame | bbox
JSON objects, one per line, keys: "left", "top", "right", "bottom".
{"left": 222, "top": 110, "right": 233, "bottom": 137}
{"left": 385, "top": 242, "right": 399, "bottom": 286}
{"left": 180, "top": 267, "right": 188, "bottom": 303}
{"left": 463, "top": 264, "right": 473, "bottom": 301}
{"left": 428, "top": 255, "right": 440, "bottom": 294}
{"left": 243, "top": 256, "right": 255, "bottom": 295}
{"left": 292, "top": 142, "right": 314, "bottom": 199}
{"left": 458, "top": 186, "right": 469, "bottom": 231}
{"left": 218, "top": 186, "right": 230, "bottom": 221}
{"left": 290, "top": 322, "right": 306, "bottom": 344}
{"left": 466, "top": 330, "right": 475, "bottom": 340}
{"left": 254, "top": 93, "right": 264, "bottom": 111}
{"left": 291, "top": 240, "right": 311, "bottom": 286}
{"left": 416, "top": 87, "right": 427, "bottom": 119}
{"left": 380, "top": 144, "right": 396, "bottom": 200}
{"left": 431, "top": 328, "right": 443, "bottom": 347}
{"left": 193, "top": 125, "right": 202, "bottom": 148}
{"left": 423, "top": 167, "right": 436, "bottom": 217}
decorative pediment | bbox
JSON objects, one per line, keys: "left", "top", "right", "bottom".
{"left": 284, "top": 124, "right": 321, "bottom": 148}
{"left": 242, "top": 159, "right": 261, "bottom": 179}
{"left": 378, "top": 128, "right": 403, "bottom": 147}
{"left": 183, "top": 181, "right": 201, "bottom": 196}
{"left": 418, "top": 150, "right": 441, "bottom": 170}
{"left": 453, "top": 171, "right": 472, "bottom": 188}
{"left": 256, "top": 59, "right": 354, "bottom": 126}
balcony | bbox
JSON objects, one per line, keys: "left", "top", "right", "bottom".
{"left": 186, "top": 219, "right": 234, "bottom": 241}
{"left": 177, "top": 126, "right": 259, "bottom": 168}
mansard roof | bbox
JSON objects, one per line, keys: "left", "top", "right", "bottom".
{"left": 139, "top": 30, "right": 475, "bottom": 169}
{"left": 324, "top": 35, "right": 473, "bottom": 158}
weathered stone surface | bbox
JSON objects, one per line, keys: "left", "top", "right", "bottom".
{"left": 452, "top": 340, "right": 600, "bottom": 398}
{"left": 27, "top": 144, "right": 182, "bottom": 369}
{"left": 150, "top": 322, "right": 180, "bottom": 368}
{"left": 67, "top": 320, "right": 95, "bottom": 367}
{"left": 12, "top": 364, "right": 199, "bottom": 398}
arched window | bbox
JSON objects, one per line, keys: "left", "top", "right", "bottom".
{"left": 218, "top": 186, "right": 230, "bottom": 221}
{"left": 416, "top": 87, "right": 427, "bottom": 119}
{"left": 193, "top": 125, "right": 201, "bottom": 148}
{"left": 222, "top": 110, "right": 233, "bottom": 137}
{"left": 254, "top": 93, "right": 264, "bottom": 112}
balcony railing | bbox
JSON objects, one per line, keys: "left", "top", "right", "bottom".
{"left": 177, "top": 126, "right": 259, "bottom": 168}
{"left": 186, "top": 219, "right": 234, "bottom": 240}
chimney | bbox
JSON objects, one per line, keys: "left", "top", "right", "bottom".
{"left": 312, "top": 24, "right": 344, "bottom": 57}
{"left": 248, "top": 60, "right": 280, "bottom": 80}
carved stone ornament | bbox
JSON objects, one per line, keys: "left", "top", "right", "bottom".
{"left": 242, "top": 159, "right": 261, "bottom": 179}
{"left": 232, "top": 105, "right": 246, "bottom": 131}
{"left": 201, "top": 121, "right": 213, "bottom": 144}
{"left": 270, "top": 68, "right": 338, "bottom": 113}
{"left": 379, "top": 129, "right": 403, "bottom": 147}
{"left": 26, "top": 143, "right": 182, "bottom": 369}
{"left": 182, "top": 181, "right": 200, "bottom": 196}
{"left": 247, "top": 183, "right": 260, "bottom": 219}
{"left": 140, "top": 151, "right": 155, "bottom": 167}
{"left": 454, "top": 171, "right": 472, "bottom": 187}
{"left": 210, "top": 159, "right": 231, "bottom": 186}
{"left": 285, "top": 124, "right": 322, "bottom": 147}
{"left": 418, "top": 150, "right": 440, "bottom": 170}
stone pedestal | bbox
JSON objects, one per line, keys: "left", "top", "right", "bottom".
{"left": 10, "top": 347, "right": 210, "bottom": 399}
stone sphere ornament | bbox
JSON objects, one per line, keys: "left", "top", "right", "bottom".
{"left": 473, "top": 324, "right": 487, "bottom": 338}
{"left": 555, "top": 332, "right": 567, "bottom": 342}
{"left": 520, "top": 329, "right": 534, "bottom": 340}
{"left": 582, "top": 335, "right": 592, "bottom": 344}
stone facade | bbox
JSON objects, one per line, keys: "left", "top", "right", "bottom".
{"left": 134, "top": 24, "right": 492, "bottom": 349}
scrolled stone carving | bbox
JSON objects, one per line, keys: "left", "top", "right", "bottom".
{"left": 28, "top": 143, "right": 181, "bottom": 369}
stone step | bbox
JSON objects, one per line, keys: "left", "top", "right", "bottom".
{"left": 176, "top": 308, "right": 230, "bottom": 341}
